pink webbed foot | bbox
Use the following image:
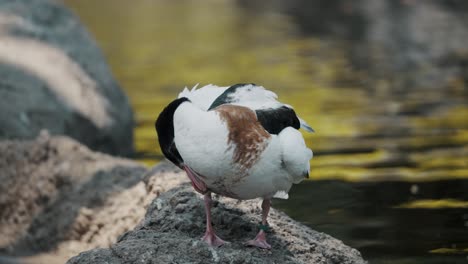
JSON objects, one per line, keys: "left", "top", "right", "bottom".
{"left": 245, "top": 230, "right": 271, "bottom": 249}
{"left": 246, "top": 199, "right": 272, "bottom": 249}
{"left": 202, "top": 230, "right": 227, "bottom": 247}
{"left": 201, "top": 193, "right": 227, "bottom": 247}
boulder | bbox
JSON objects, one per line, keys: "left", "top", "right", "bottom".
{"left": 0, "top": 134, "right": 188, "bottom": 263}
{"left": 67, "top": 187, "right": 366, "bottom": 264}
{"left": 0, "top": 134, "right": 365, "bottom": 264}
{"left": 0, "top": 0, "right": 134, "bottom": 156}
{"left": 0, "top": 133, "right": 148, "bottom": 263}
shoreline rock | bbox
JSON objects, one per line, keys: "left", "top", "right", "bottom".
{"left": 68, "top": 184, "right": 366, "bottom": 264}
{"left": 0, "top": 135, "right": 365, "bottom": 263}
{"left": 0, "top": 134, "right": 181, "bottom": 263}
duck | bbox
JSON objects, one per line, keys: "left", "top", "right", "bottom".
{"left": 155, "top": 83, "right": 313, "bottom": 249}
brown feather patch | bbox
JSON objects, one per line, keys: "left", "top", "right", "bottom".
{"left": 215, "top": 104, "right": 271, "bottom": 172}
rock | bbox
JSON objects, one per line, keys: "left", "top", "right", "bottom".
{"left": 0, "top": 135, "right": 365, "bottom": 263}
{"left": 0, "top": 0, "right": 134, "bottom": 156}
{"left": 0, "top": 134, "right": 143, "bottom": 263}
{"left": 0, "top": 135, "right": 189, "bottom": 264}
{"left": 67, "top": 186, "right": 366, "bottom": 264}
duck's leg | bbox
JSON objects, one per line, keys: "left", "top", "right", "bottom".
{"left": 246, "top": 199, "right": 272, "bottom": 249}
{"left": 183, "top": 165, "right": 207, "bottom": 194}
{"left": 201, "top": 192, "right": 227, "bottom": 247}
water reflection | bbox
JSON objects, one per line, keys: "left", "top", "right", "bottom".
{"left": 64, "top": 0, "right": 468, "bottom": 263}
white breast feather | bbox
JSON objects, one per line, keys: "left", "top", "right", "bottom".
{"left": 173, "top": 102, "right": 234, "bottom": 178}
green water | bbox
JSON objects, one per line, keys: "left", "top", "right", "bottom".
{"left": 65, "top": 1, "right": 468, "bottom": 263}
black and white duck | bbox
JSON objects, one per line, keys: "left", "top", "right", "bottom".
{"left": 155, "top": 83, "right": 313, "bottom": 249}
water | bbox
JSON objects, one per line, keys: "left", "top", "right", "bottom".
{"left": 275, "top": 180, "right": 468, "bottom": 263}
{"left": 65, "top": 1, "right": 468, "bottom": 263}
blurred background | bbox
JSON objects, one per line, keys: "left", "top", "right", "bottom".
{"left": 63, "top": 0, "right": 468, "bottom": 263}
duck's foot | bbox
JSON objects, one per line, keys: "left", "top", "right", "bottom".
{"left": 202, "top": 230, "right": 227, "bottom": 247}
{"left": 245, "top": 230, "right": 271, "bottom": 249}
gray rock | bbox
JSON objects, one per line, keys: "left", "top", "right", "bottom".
{"left": 0, "top": 134, "right": 365, "bottom": 263}
{"left": 0, "top": 133, "right": 147, "bottom": 262}
{"left": 0, "top": 0, "right": 133, "bottom": 156}
{"left": 68, "top": 185, "right": 366, "bottom": 264}
{"left": 0, "top": 134, "right": 189, "bottom": 264}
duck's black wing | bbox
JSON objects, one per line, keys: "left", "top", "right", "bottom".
{"left": 155, "top": 97, "right": 189, "bottom": 168}
{"left": 255, "top": 106, "right": 300, "bottom": 134}
{"left": 208, "top": 83, "right": 255, "bottom": 110}
{"left": 208, "top": 83, "right": 301, "bottom": 134}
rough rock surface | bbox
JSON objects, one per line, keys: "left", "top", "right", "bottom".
{"left": 0, "top": 134, "right": 187, "bottom": 263}
{"left": 0, "top": 0, "right": 133, "bottom": 156}
{"left": 68, "top": 191, "right": 366, "bottom": 264}
{"left": 0, "top": 135, "right": 365, "bottom": 264}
